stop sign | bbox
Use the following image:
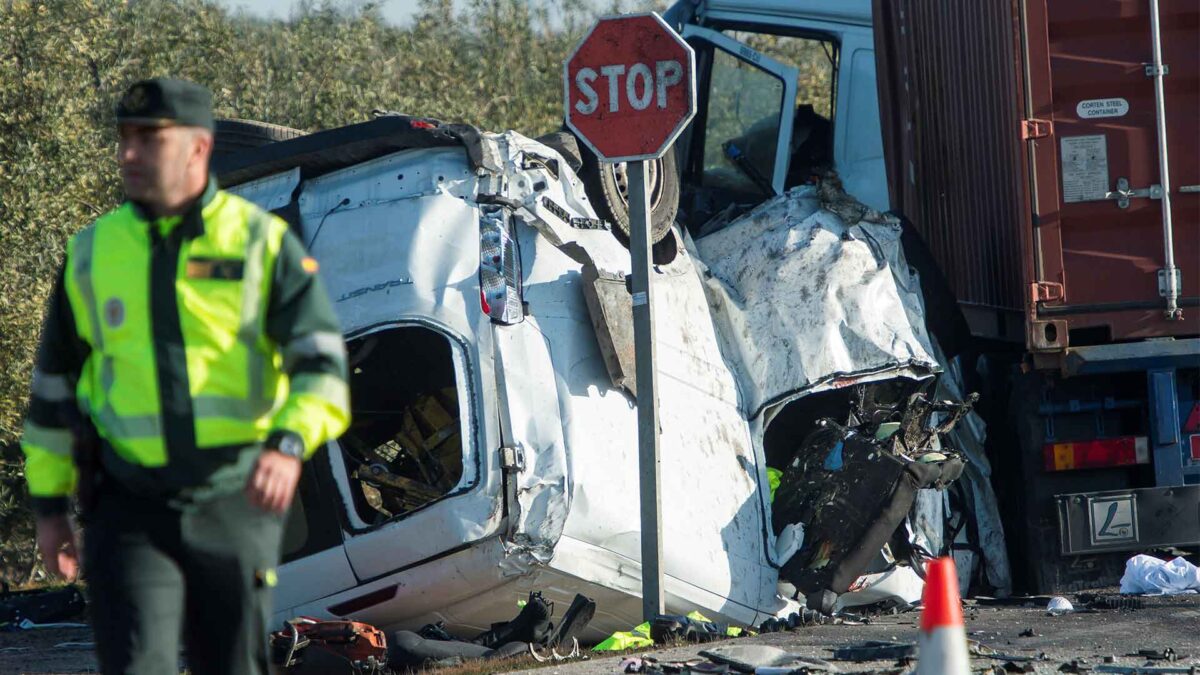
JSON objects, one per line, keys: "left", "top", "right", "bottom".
{"left": 564, "top": 13, "right": 696, "bottom": 162}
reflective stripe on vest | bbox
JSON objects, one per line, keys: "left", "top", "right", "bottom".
{"left": 71, "top": 224, "right": 164, "bottom": 440}
{"left": 21, "top": 422, "right": 74, "bottom": 456}
{"left": 30, "top": 369, "right": 73, "bottom": 402}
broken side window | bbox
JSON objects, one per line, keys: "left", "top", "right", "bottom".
{"left": 339, "top": 327, "right": 467, "bottom": 526}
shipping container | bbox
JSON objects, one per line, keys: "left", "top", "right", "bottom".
{"left": 872, "top": 0, "right": 1200, "bottom": 592}
{"left": 874, "top": 0, "right": 1199, "bottom": 351}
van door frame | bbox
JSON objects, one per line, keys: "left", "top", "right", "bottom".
{"left": 331, "top": 318, "right": 502, "bottom": 583}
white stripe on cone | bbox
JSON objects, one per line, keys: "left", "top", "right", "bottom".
{"left": 915, "top": 625, "right": 970, "bottom": 674}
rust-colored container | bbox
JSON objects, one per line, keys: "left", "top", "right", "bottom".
{"left": 874, "top": 0, "right": 1199, "bottom": 353}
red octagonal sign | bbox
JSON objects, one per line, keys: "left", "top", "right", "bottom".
{"left": 564, "top": 13, "right": 697, "bottom": 162}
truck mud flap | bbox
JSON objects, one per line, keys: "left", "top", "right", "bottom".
{"left": 1056, "top": 485, "right": 1200, "bottom": 556}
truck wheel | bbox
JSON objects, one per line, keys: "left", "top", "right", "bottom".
{"left": 213, "top": 119, "right": 306, "bottom": 157}
{"left": 577, "top": 142, "right": 680, "bottom": 246}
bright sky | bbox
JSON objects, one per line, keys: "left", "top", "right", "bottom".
{"left": 215, "top": 0, "right": 428, "bottom": 24}
{"left": 213, "top": 0, "right": 629, "bottom": 24}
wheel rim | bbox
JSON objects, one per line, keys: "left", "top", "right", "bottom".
{"left": 605, "top": 157, "right": 664, "bottom": 214}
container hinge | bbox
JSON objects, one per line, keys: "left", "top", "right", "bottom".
{"left": 1157, "top": 268, "right": 1182, "bottom": 299}
{"left": 1144, "top": 63, "right": 1169, "bottom": 77}
{"left": 1021, "top": 118, "right": 1053, "bottom": 140}
{"left": 1031, "top": 281, "right": 1064, "bottom": 303}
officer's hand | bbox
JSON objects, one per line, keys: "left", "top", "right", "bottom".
{"left": 246, "top": 450, "right": 302, "bottom": 514}
{"left": 35, "top": 515, "right": 80, "bottom": 581}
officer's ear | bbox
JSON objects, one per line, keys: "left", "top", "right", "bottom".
{"left": 190, "top": 128, "right": 214, "bottom": 166}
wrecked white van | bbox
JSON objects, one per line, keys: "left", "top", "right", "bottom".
{"left": 211, "top": 0, "right": 990, "bottom": 640}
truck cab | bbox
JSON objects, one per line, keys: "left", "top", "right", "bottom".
{"left": 663, "top": 0, "right": 888, "bottom": 231}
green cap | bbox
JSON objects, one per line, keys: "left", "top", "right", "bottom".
{"left": 115, "top": 78, "right": 214, "bottom": 132}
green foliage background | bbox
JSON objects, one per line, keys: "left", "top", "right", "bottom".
{"left": 0, "top": 0, "right": 832, "bottom": 584}
{"left": 0, "top": 0, "right": 649, "bottom": 584}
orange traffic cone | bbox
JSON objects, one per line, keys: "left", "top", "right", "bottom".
{"left": 915, "top": 557, "right": 970, "bottom": 674}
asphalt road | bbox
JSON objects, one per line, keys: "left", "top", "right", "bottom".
{"left": 1, "top": 592, "right": 1197, "bottom": 674}
{"left": 514, "top": 592, "right": 1200, "bottom": 675}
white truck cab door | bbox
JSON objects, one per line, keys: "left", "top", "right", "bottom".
{"left": 678, "top": 25, "right": 798, "bottom": 203}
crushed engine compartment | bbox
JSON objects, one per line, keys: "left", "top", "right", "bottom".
{"left": 770, "top": 380, "right": 978, "bottom": 613}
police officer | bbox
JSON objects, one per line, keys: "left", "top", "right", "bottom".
{"left": 21, "top": 78, "right": 350, "bottom": 674}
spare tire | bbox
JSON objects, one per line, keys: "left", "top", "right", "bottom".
{"left": 213, "top": 119, "right": 306, "bottom": 157}
{"left": 576, "top": 141, "right": 680, "bottom": 246}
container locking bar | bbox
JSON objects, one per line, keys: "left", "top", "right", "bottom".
{"left": 1096, "top": 177, "right": 1163, "bottom": 209}
{"left": 1148, "top": 0, "right": 1182, "bottom": 320}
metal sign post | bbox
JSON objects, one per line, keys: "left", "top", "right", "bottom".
{"left": 563, "top": 12, "right": 696, "bottom": 622}
{"left": 627, "top": 160, "right": 664, "bottom": 620}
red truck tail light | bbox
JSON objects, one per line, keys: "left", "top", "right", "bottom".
{"left": 1043, "top": 436, "right": 1150, "bottom": 472}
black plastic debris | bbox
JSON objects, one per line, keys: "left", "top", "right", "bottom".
{"left": 698, "top": 645, "right": 838, "bottom": 673}
{"left": 387, "top": 632, "right": 525, "bottom": 670}
{"left": 758, "top": 609, "right": 833, "bottom": 634}
{"left": 621, "top": 656, "right": 648, "bottom": 673}
{"left": 1125, "top": 648, "right": 1182, "bottom": 662}
{"left": 830, "top": 640, "right": 917, "bottom": 662}
{"left": 686, "top": 660, "right": 731, "bottom": 674}
{"left": 1094, "top": 665, "right": 1200, "bottom": 674}
{"left": 975, "top": 596, "right": 1058, "bottom": 608}
{"left": 650, "top": 614, "right": 728, "bottom": 644}
{"left": 0, "top": 584, "right": 86, "bottom": 630}
{"left": 969, "top": 640, "right": 1048, "bottom": 663}
{"left": 388, "top": 591, "right": 595, "bottom": 670}
{"left": 472, "top": 591, "right": 554, "bottom": 648}
{"left": 416, "top": 621, "right": 454, "bottom": 642}
{"left": 1078, "top": 594, "right": 1145, "bottom": 611}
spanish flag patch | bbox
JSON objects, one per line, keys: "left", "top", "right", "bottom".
{"left": 301, "top": 256, "right": 319, "bottom": 274}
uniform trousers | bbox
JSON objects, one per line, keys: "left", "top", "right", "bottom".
{"left": 83, "top": 482, "right": 284, "bottom": 675}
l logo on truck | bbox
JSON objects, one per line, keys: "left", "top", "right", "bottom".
{"left": 1089, "top": 495, "right": 1137, "bottom": 545}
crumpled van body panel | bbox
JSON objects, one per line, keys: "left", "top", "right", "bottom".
{"left": 225, "top": 112, "right": 941, "bottom": 634}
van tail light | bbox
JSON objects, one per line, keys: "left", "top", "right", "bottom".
{"left": 1043, "top": 436, "right": 1150, "bottom": 472}
{"left": 478, "top": 204, "right": 523, "bottom": 324}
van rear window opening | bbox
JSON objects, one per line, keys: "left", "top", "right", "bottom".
{"left": 340, "top": 327, "right": 465, "bottom": 525}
